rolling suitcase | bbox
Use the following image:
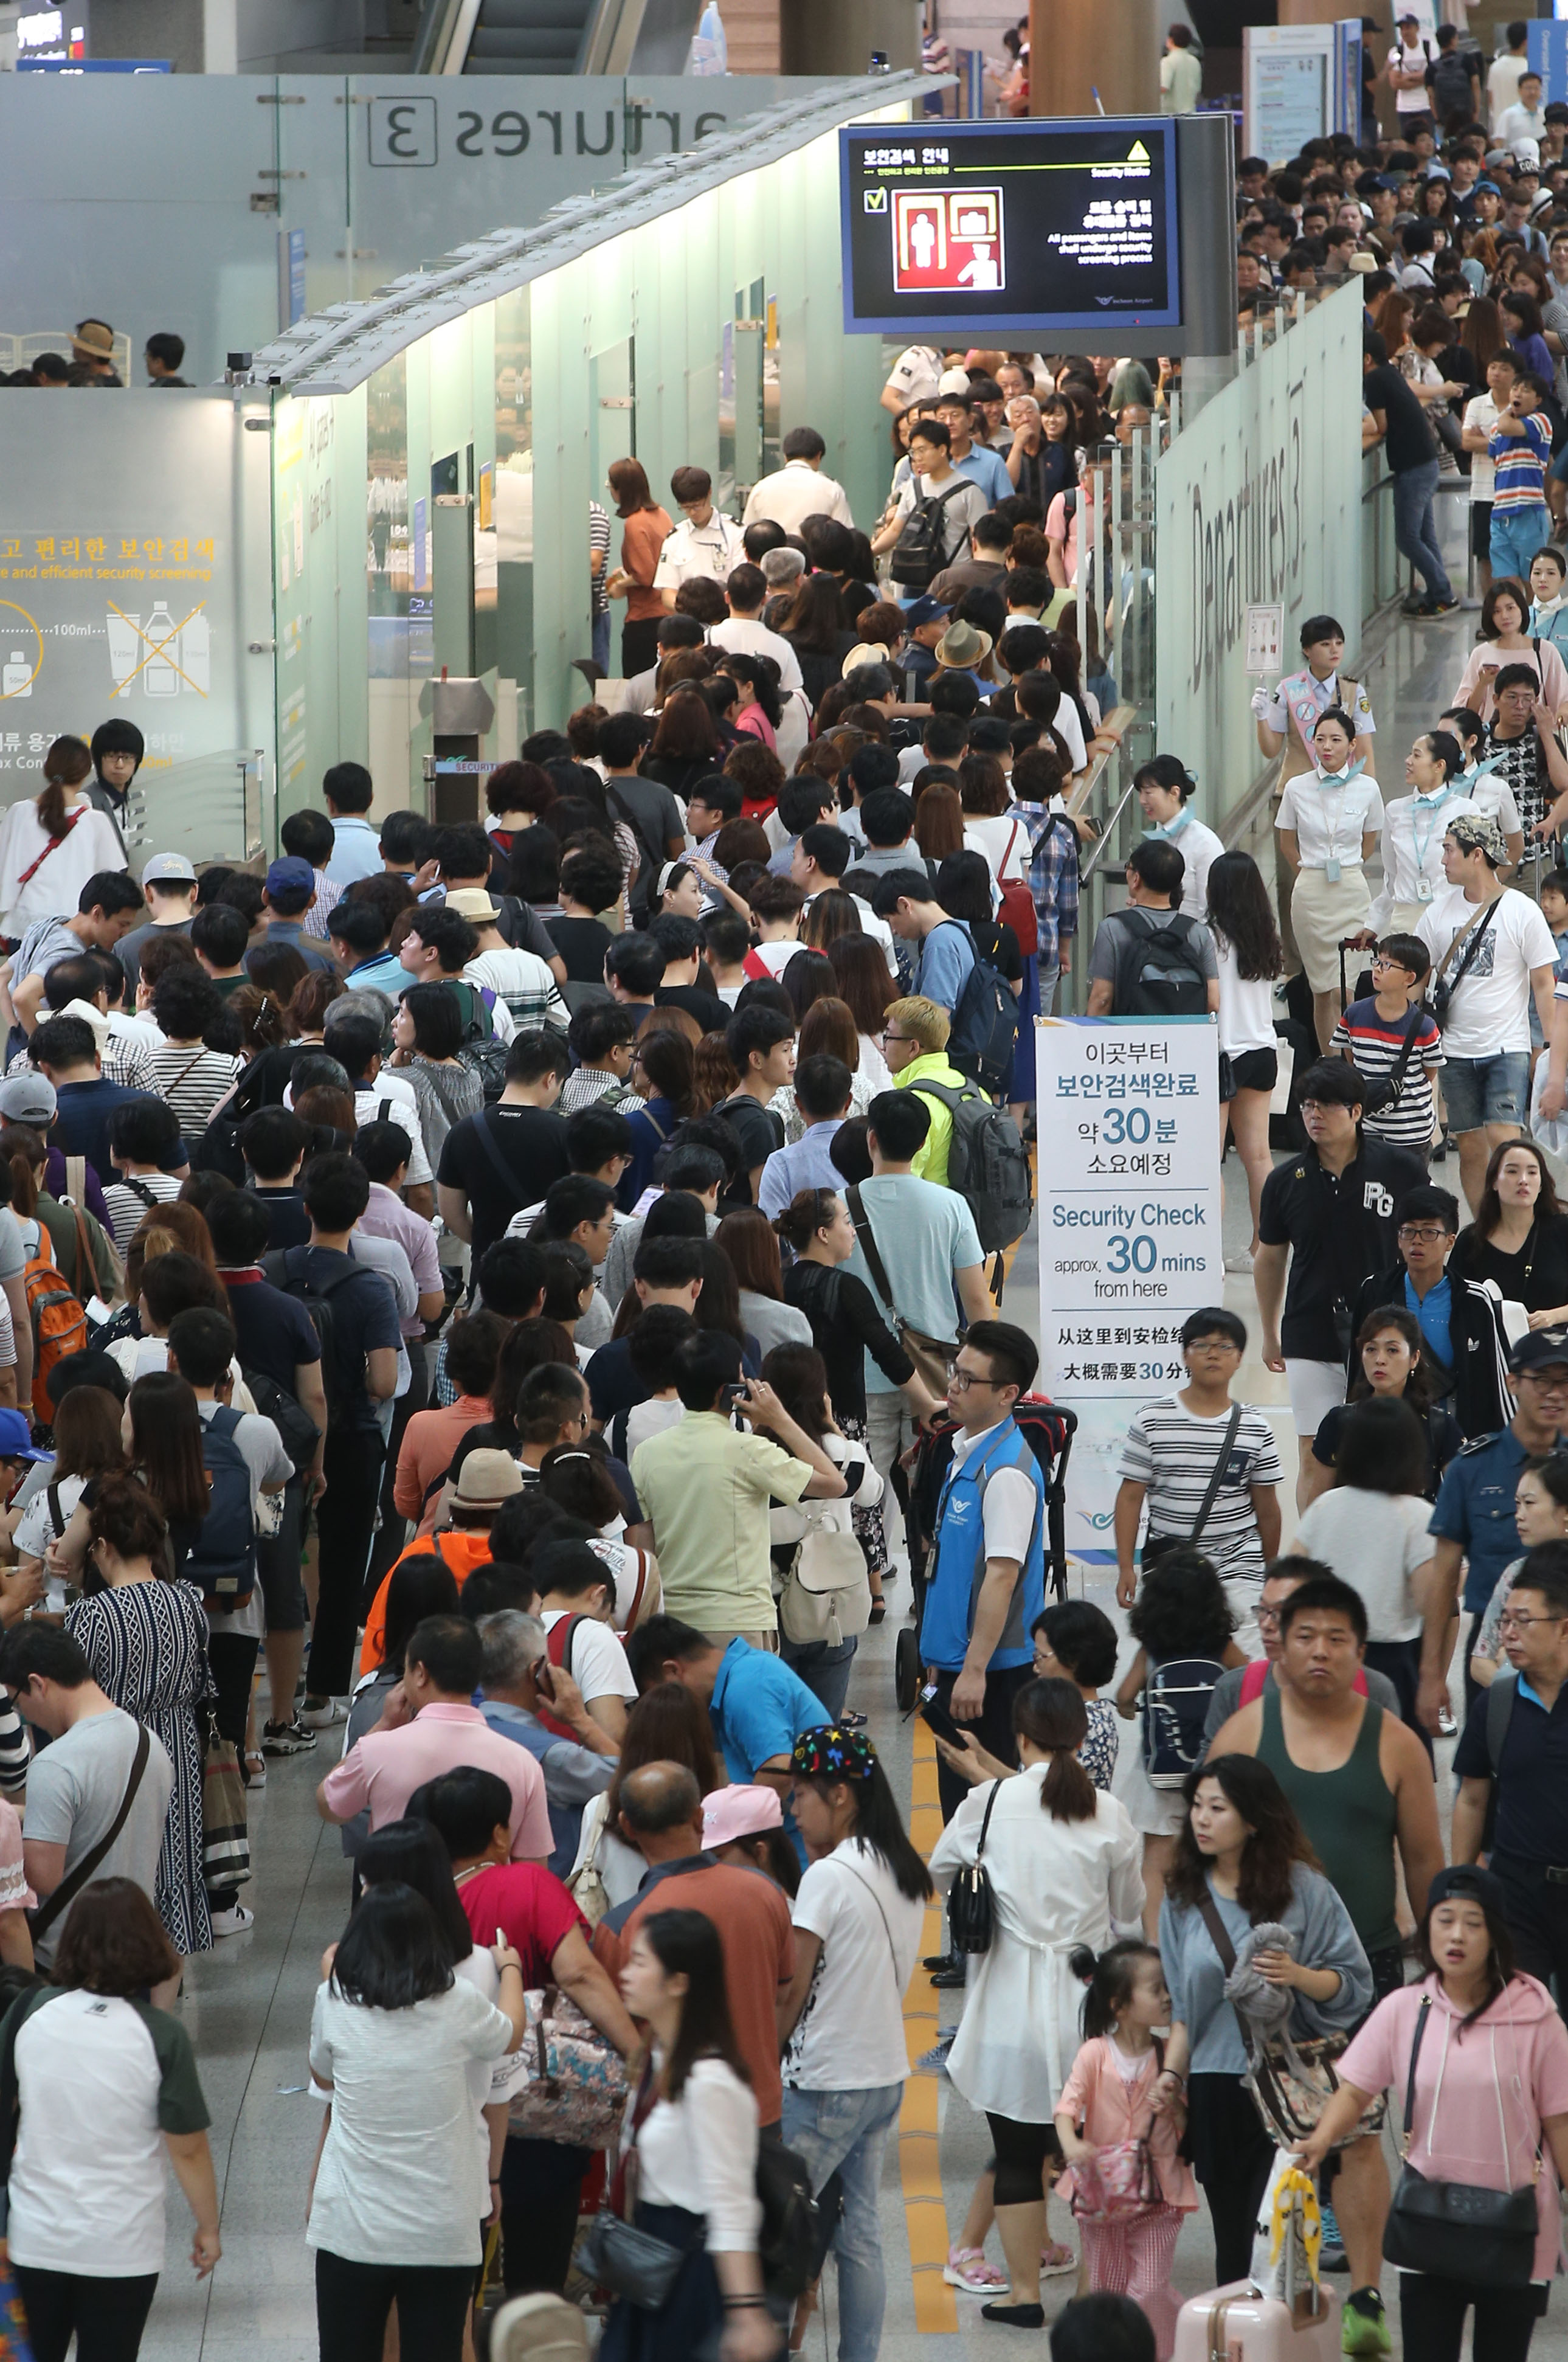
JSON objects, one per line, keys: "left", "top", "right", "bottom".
{"left": 1172, "top": 2280, "right": 1341, "bottom": 2361}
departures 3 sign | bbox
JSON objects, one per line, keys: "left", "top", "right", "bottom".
{"left": 367, "top": 95, "right": 731, "bottom": 167}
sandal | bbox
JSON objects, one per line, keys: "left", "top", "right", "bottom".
{"left": 243, "top": 1750, "right": 266, "bottom": 1787}
{"left": 944, "top": 2246, "right": 1007, "bottom": 2293}
{"left": 1040, "top": 2240, "right": 1076, "bottom": 2277}
{"left": 868, "top": 1598, "right": 887, "bottom": 1625}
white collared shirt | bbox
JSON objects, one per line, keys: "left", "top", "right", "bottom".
{"left": 1275, "top": 769, "right": 1385, "bottom": 867}
{"left": 1369, "top": 788, "right": 1482, "bottom": 929}
{"left": 651, "top": 510, "right": 747, "bottom": 592}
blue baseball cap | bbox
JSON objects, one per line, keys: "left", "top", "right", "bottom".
{"left": 0, "top": 1409, "right": 48, "bottom": 1463}
{"left": 902, "top": 594, "right": 952, "bottom": 627}
{"left": 266, "top": 856, "right": 315, "bottom": 896}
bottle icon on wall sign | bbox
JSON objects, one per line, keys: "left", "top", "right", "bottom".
{"left": 143, "top": 602, "right": 178, "bottom": 697}
{"left": 181, "top": 609, "right": 210, "bottom": 694}
{"left": 105, "top": 603, "right": 211, "bottom": 698}
{"left": 1, "top": 654, "right": 31, "bottom": 698}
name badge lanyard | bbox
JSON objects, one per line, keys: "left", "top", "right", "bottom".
{"left": 1409, "top": 780, "right": 1463, "bottom": 902}
{"left": 1314, "top": 760, "right": 1364, "bottom": 884}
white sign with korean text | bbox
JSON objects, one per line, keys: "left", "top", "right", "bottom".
{"left": 1036, "top": 1016, "right": 1223, "bottom": 1576}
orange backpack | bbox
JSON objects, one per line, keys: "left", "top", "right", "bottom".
{"left": 22, "top": 1227, "right": 88, "bottom": 1425}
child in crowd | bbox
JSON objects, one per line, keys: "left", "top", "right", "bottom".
{"left": 1116, "top": 1550, "right": 1245, "bottom": 1938}
{"left": 1055, "top": 1941, "right": 1196, "bottom": 2362}
{"left": 1330, "top": 932, "right": 1442, "bottom": 1163}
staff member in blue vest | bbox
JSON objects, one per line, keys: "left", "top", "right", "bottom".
{"left": 924, "top": 1321, "right": 1048, "bottom": 1824}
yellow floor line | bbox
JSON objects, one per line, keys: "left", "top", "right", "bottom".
{"left": 903, "top": 1719, "right": 959, "bottom": 2333}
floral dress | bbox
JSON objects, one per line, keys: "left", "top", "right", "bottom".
{"left": 66, "top": 1578, "right": 212, "bottom": 1955}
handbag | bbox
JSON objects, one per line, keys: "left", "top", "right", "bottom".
{"left": 1195, "top": 1892, "right": 1386, "bottom": 2151}
{"left": 1383, "top": 1994, "right": 1541, "bottom": 2287}
{"left": 578, "top": 2062, "right": 697, "bottom": 2309}
{"left": 506, "top": 1984, "right": 628, "bottom": 2146}
{"left": 947, "top": 1775, "right": 1002, "bottom": 1956}
{"left": 1068, "top": 2042, "right": 1166, "bottom": 2221}
{"left": 1141, "top": 1403, "right": 1243, "bottom": 1565}
{"left": 201, "top": 1735, "right": 252, "bottom": 1892}
{"left": 845, "top": 1185, "right": 958, "bottom": 1393}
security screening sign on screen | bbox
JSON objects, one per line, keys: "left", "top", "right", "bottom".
{"left": 838, "top": 117, "right": 1182, "bottom": 339}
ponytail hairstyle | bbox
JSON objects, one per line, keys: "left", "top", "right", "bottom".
{"left": 38, "top": 735, "right": 91, "bottom": 841}
{"left": 772, "top": 1186, "right": 839, "bottom": 1256}
{"left": 0, "top": 1126, "right": 43, "bottom": 1220}
{"left": 1014, "top": 1677, "right": 1096, "bottom": 1823}
{"left": 1069, "top": 1938, "right": 1164, "bottom": 2040}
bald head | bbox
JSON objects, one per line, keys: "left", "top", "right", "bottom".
{"left": 617, "top": 1761, "right": 705, "bottom": 1856}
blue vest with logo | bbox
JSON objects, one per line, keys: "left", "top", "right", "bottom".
{"left": 921, "top": 1421, "right": 1046, "bottom": 1673}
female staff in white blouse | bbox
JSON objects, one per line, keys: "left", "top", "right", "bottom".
{"left": 606, "top": 1907, "right": 777, "bottom": 2362}
{"left": 1365, "top": 730, "right": 1481, "bottom": 938}
{"left": 1276, "top": 706, "right": 1385, "bottom": 1052}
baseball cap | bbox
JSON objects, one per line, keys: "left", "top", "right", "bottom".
{"left": 1445, "top": 809, "right": 1508, "bottom": 868}
{"left": 902, "top": 594, "right": 952, "bottom": 627}
{"left": 0, "top": 1075, "right": 55, "bottom": 1126}
{"left": 1425, "top": 1863, "right": 1507, "bottom": 1917}
{"left": 702, "top": 1785, "right": 784, "bottom": 1848}
{"left": 142, "top": 853, "right": 196, "bottom": 885}
{"left": 0, "top": 1409, "right": 48, "bottom": 1463}
{"left": 1509, "top": 1328, "right": 1568, "bottom": 1376}
{"left": 265, "top": 856, "right": 315, "bottom": 897}
{"left": 936, "top": 367, "right": 973, "bottom": 396}
{"left": 445, "top": 887, "right": 500, "bottom": 925}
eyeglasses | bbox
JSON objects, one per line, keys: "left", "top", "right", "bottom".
{"left": 1497, "top": 1609, "right": 1568, "bottom": 1631}
{"left": 1371, "top": 957, "right": 1414, "bottom": 975}
{"left": 1256, "top": 1607, "right": 1283, "bottom": 1630}
{"left": 1398, "top": 1225, "right": 1450, "bottom": 1243}
{"left": 1186, "top": 1339, "right": 1241, "bottom": 1355}
{"left": 947, "top": 1370, "right": 999, "bottom": 1393}
{"left": 879, "top": 1030, "right": 911, "bottom": 1045}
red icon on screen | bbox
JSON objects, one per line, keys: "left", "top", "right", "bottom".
{"left": 889, "top": 189, "right": 1006, "bottom": 294}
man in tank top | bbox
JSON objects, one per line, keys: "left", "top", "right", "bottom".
{"left": 1206, "top": 1570, "right": 1445, "bottom": 2354}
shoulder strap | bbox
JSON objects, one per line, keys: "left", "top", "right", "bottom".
{"left": 1400, "top": 1995, "right": 1433, "bottom": 2159}
{"left": 845, "top": 1185, "right": 896, "bottom": 1312}
{"left": 31, "top": 1720, "right": 151, "bottom": 1941}
{"left": 1194, "top": 1883, "right": 1239, "bottom": 1977}
{"left": 45, "top": 1481, "right": 64, "bottom": 1540}
{"left": 1487, "top": 1669, "right": 1518, "bottom": 1776}
{"left": 1435, "top": 894, "right": 1501, "bottom": 993}
{"left": 975, "top": 1776, "right": 1003, "bottom": 1862}
{"left": 1189, "top": 1404, "right": 1245, "bottom": 1543}
{"left": 835, "top": 1852, "right": 903, "bottom": 1992}
{"left": 471, "top": 1109, "right": 529, "bottom": 1207}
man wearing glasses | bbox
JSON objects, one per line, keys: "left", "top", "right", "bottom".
{"left": 1347, "top": 1183, "right": 1512, "bottom": 1439}
{"left": 1423, "top": 1329, "right": 1568, "bottom": 1736}
{"left": 1452, "top": 1540, "right": 1568, "bottom": 2004}
{"left": 881, "top": 996, "right": 970, "bottom": 1189}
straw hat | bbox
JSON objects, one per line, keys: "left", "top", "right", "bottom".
{"left": 71, "top": 319, "right": 116, "bottom": 362}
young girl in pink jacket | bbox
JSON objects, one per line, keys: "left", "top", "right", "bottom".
{"left": 1054, "top": 1940, "right": 1198, "bottom": 2361}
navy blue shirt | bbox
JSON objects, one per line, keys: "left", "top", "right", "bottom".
{"left": 251, "top": 1187, "right": 311, "bottom": 1251}
{"left": 51, "top": 1078, "right": 161, "bottom": 1188}
{"left": 266, "top": 1244, "right": 399, "bottom": 1431}
{"left": 1454, "top": 1674, "right": 1568, "bottom": 1864}
{"left": 221, "top": 1267, "right": 322, "bottom": 1396}
{"left": 244, "top": 920, "right": 335, "bottom": 975}
{"left": 1429, "top": 1425, "right": 1536, "bottom": 1615}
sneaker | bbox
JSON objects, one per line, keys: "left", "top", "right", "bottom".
{"left": 1342, "top": 2288, "right": 1390, "bottom": 2357}
{"left": 1039, "top": 2241, "right": 1076, "bottom": 2278}
{"left": 1319, "top": 2200, "right": 1348, "bottom": 2273}
{"left": 262, "top": 1717, "right": 319, "bottom": 1756}
{"left": 1437, "top": 1702, "right": 1458, "bottom": 1738}
{"left": 916, "top": 2028, "right": 956, "bottom": 2073}
{"left": 944, "top": 2247, "right": 1007, "bottom": 2293}
{"left": 209, "top": 1903, "right": 254, "bottom": 1939}
{"left": 298, "top": 1698, "right": 348, "bottom": 1730}
{"left": 1223, "top": 1249, "right": 1255, "bottom": 1275}
{"left": 1417, "top": 597, "right": 1460, "bottom": 617}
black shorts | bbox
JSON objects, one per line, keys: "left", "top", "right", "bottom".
{"left": 1471, "top": 500, "right": 1493, "bottom": 562}
{"left": 1222, "top": 1046, "right": 1278, "bottom": 1101}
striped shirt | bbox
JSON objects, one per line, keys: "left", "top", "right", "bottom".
{"left": 1117, "top": 1398, "right": 1283, "bottom": 1585}
{"left": 1489, "top": 410, "right": 1552, "bottom": 511}
{"left": 102, "top": 1172, "right": 184, "bottom": 1254}
{"left": 590, "top": 502, "right": 612, "bottom": 618}
{"left": 147, "top": 1042, "right": 244, "bottom": 1135}
{"left": 1328, "top": 996, "right": 1442, "bottom": 1151}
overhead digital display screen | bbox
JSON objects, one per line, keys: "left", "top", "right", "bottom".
{"left": 839, "top": 117, "right": 1181, "bottom": 338}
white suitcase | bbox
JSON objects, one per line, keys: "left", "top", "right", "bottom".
{"left": 1172, "top": 2279, "right": 1342, "bottom": 2361}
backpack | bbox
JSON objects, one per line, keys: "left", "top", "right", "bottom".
{"left": 21, "top": 1230, "right": 87, "bottom": 1427}
{"left": 940, "top": 926, "right": 1021, "bottom": 1096}
{"left": 260, "top": 1249, "right": 373, "bottom": 1428}
{"left": 908, "top": 1075, "right": 1032, "bottom": 1252}
{"left": 186, "top": 1405, "right": 257, "bottom": 1612}
{"left": 240, "top": 1366, "right": 321, "bottom": 1478}
{"left": 1143, "top": 1655, "right": 1226, "bottom": 1788}
{"left": 1429, "top": 44, "right": 1471, "bottom": 120}
{"left": 888, "top": 480, "right": 970, "bottom": 591}
{"left": 1110, "top": 908, "right": 1211, "bottom": 1018}
{"left": 451, "top": 981, "right": 509, "bottom": 1104}
{"left": 778, "top": 1509, "right": 871, "bottom": 1648}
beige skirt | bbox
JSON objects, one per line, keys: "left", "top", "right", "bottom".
{"left": 1291, "top": 864, "right": 1372, "bottom": 993}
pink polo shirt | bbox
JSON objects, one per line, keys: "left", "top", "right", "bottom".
{"left": 320, "top": 1702, "right": 552, "bottom": 1863}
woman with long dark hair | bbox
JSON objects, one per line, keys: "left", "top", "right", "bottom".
{"left": 913, "top": 781, "right": 965, "bottom": 862}
{"left": 308, "top": 1881, "right": 525, "bottom": 2361}
{"left": 0, "top": 735, "right": 125, "bottom": 939}
{"left": 781, "top": 575, "right": 857, "bottom": 711}
{"left": 930, "top": 1679, "right": 1144, "bottom": 2324}
{"left": 1206, "top": 848, "right": 1283, "bottom": 1267}
{"left": 825, "top": 940, "right": 895, "bottom": 1092}
{"left": 621, "top": 1027, "right": 705, "bottom": 1207}
{"left": 643, "top": 693, "right": 721, "bottom": 802}
{"left": 1456, "top": 1138, "right": 1568, "bottom": 1321}
{"left": 1296, "top": 1395, "right": 1440, "bottom": 1737}
{"left": 1114, "top": 1550, "right": 1246, "bottom": 1939}
{"left": 391, "top": 983, "right": 482, "bottom": 1158}
{"left": 1159, "top": 1755, "right": 1372, "bottom": 2287}
{"left": 777, "top": 1727, "right": 932, "bottom": 2361}
{"left": 768, "top": 995, "right": 880, "bottom": 1136}
{"left": 715, "top": 1211, "right": 812, "bottom": 1362}
{"left": 605, "top": 459, "right": 673, "bottom": 678}
{"left": 1304, "top": 1304, "right": 1462, "bottom": 1509}
{"left": 1298, "top": 1863, "right": 1568, "bottom": 2362}
{"left": 1456, "top": 575, "right": 1568, "bottom": 722}
{"left": 1501, "top": 288, "right": 1553, "bottom": 383}
{"left": 724, "top": 654, "right": 783, "bottom": 749}
{"left": 756, "top": 1343, "right": 879, "bottom": 1709}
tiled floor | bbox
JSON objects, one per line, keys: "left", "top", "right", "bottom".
{"left": 138, "top": 496, "right": 1557, "bottom": 2360}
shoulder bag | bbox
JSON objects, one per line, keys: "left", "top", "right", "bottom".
{"left": 1141, "top": 1402, "right": 1243, "bottom": 1566}
{"left": 948, "top": 1776, "right": 1003, "bottom": 1956}
{"left": 1066, "top": 2037, "right": 1165, "bottom": 2222}
{"left": 1359, "top": 1008, "right": 1426, "bottom": 1118}
{"left": 845, "top": 1183, "right": 958, "bottom": 1393}
{"left": 30, "top": 1720, "right": 150, "bottom": 1942}
{"left": 1194, "top": 1889, "right": 1386, "bottom": 2150}
{"left": 1383, "top": 1993, "right": 1541, "bottom": 2287}
{"left": 506, "top": 1984, "right": 629, "bottom": 2147}
{"left": 577, "top": 2065, "right": 696, "bottom": 2308}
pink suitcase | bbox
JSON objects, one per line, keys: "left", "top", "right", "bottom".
{"left": 1172, "top": 2280, "right": 1341, "bottom": 2361}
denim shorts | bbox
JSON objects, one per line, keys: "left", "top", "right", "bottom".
{"left": 1442, "top": 1050, "right": 1530, "bottom": 1133}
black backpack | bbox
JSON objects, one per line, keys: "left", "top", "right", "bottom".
{"left": 261, "top": 1249, "right": 371, "bottom": 1427}
{"left": 185, "top": 1406, "right": 257, "bottom": 1612}
{"left": 1110, "top": 909, "right": 1211, "bottom": 1018}
{"left": 888, "top": 480, "right": 969, "bottom": 591}
{"left": 937, "top": 925, "right": 1020, "bottom": 1097}
{"left": 910, "top": 1075, "right": 1032, "bottom": 1252}
{"left": 1429, "top": 44, "right": 1471, "bottom": 120}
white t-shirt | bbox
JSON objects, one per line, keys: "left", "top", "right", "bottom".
{"left": 1489, "top": 49, "right": 1528, "bottom": 128}
{"left": 1296, "top": 1486, "right": 1435, "bottom": 1644}
{"left": 353, "top": 1074, "right": 434, "bottom": 1188}
{"left": 1463, "top": 394, "right": 1501, "bottom": 502}
{"left": 709, "top": 616, "right": 805, "bottom": 698}
{"left": 307, "top": 1977, "right": 514, "bottom": 2267}
{"left": 1417, "top": 885, "right": 1558, "bottom": 1055}
{"left": 1388, "top": 36, "right": 1433, "bottom": 112}
{"left": 8, "top": 1989, "right": 210, "bottom": 2275}
{"left": 962, "top": 813, "right": 1031, "bottom": 885}
{"left": 1215, "top": 938, "right": 1279, "bottom": 1057}
{"left": 540, "top": 1606, "right": 638, "bottom": 1708}
{"left": 783, "top": 1837, "right": 925, "bottom": 2091}
{"left": 747, "top": 938, "right": 802, "bottom": 981}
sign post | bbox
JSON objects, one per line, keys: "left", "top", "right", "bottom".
{"left": 1035, "top": 1017, "right": 1223, "bottom": 1578}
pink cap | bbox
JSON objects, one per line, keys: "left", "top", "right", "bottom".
{"left": 702, "top": 1785, "right": 783, "bottom": 1847}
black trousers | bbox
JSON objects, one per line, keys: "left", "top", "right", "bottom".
{"left": 307, "top": 1427, "right": 387, "bottom": 1700}
{"left": 1363, "top": 1636, "right": 1431, "bottom": 1762}
{"left": 1399, "top": 2270, "right": 1546, "bottom": 2362}
{"left": 984, "top": 2111, "right": 1063, "bottom": 2209}
{"left": 621, "top": 616, "right": 663, "bottom": 677}
{"left": 1492, "top": 1854, "right": 1568, "bottom": 2017}
{"left": 205, "top": 1630, "right": 259, "bottom": 1910}
{"left": 499, "top": 2135, "right": 593, "bottom": 2293}
{"left": 314, "top": 2248, "right": 475, "bottom": 2362}
{"left": 1187, "top": 2073, "right": 1276, "bottom": 2290}
{"left": 365, "top": 1348, "right": 429, "bottom": 1601}
{"left": 15, "top": 2266, "right": 158, "bottom": 2362}
{"left": 931, "top": 1661, "right": 1032, "bottom": 1824}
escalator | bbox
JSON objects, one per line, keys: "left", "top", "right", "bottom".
{"left": 411, "top": 0, "right": 703, "bottom": 75}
